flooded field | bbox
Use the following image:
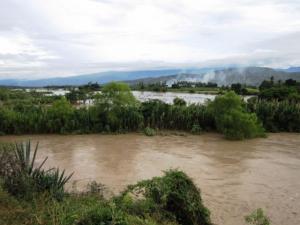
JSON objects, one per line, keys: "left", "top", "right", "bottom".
{"left": 132, "top": 91, "right": 216, "bottom": 104}
{"left": 27, "top": 89, "right": 252, "bottom": 105}
{"left": 0, "top": 133, "right": 299, "bottom": 225}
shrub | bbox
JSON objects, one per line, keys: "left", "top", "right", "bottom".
{"left": 210, "top": 91, "right": 265, "bottom": 140}
{"left": 144, "top": 127, "right": 156, "bottom": 136}
{"left": 191, "top": 124, "right": 202, "bottom": 134}
{"left": 173, "top": 97, "right": 187, "bottom": 106}
{"left": 245, "top": 208, "right": 270, "bottom": 225}
{"left": 120, "top": 170, "right": 212, "bottom": 225}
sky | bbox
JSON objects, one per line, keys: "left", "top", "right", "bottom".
{"left": 0, "top": 0, "right": 300, "bottom": 79}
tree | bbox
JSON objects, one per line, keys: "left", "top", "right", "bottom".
{"left": 285, "top": 79, "right": 297, "bottom": 86}
{"left": 209, "top": 91, "right": 265, "bottom": 140}
{"left": 97, "top": 82, "right": 137, "bottom": 107}
{"left": 46, "top": 98, "right": 74, "bottom": 133}
{"left": 231, "top": 83, "right": 242, "bottom": 94}
{"left": 259, "top": 80, "right": 273, "bottom": 90}
{"left": 173, "top": 97, "right": 187, "bottom": 106}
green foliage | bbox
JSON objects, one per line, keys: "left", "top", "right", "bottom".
{"left": 173, "top": 97, "right": 187, "bottom": 106}
{"left": 0, "top": 85, "right": 299, "bottom": 136}
{"left": 248, "top": 99, "right": 300, "bottom": 132}
{"left": 191, "top": 124, "right": 202, "bottom": 134}
{"left": 259, "top": 87, "right": 299, "bottom": 101}
{"left": 141, "top": 100, "right": 215, "bottom": 132}
{"left": 231, "top": 83, "right": 248, "bottom": 95}
{"left": 99, "top": 82, "right": 138, "bottom": 107}
{"left": 210, "top": 91, "right": 265, "bottom": 140}
{"left": 77, "top": 203, "right": 127, "bottom": 225}
{"left": 121, "top": 170, "right": 212, "bottom": 225}
{"left": 144, "top": 127, "right": 156, "bottom": 136}
{"left": 245, "top": 208, "right": 270, "bottom": 225}
{"left": 258, "top": 77, "right": 300, "bottom": 101}
{"left": 0, "top": 141, "right": 73, "bottom": 200}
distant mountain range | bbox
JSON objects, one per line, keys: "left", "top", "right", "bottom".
{"left": 0, "top": 66, "right": 300, "bottom": 87}
{"left": 0, "top": 68, "right": 211, "bottom": 87}
{"left": 277, "top": 67, "right": 300, "bottom": 73}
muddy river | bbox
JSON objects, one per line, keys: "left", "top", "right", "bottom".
{"left": 0, "top": 133, "right": 299, "bottom": 225}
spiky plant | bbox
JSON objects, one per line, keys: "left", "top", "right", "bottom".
{"left": 1, "top": 140, "right": 73, "bottom": 200}
{"left": 14, "top": 141, "right": 47, "bottom": 176}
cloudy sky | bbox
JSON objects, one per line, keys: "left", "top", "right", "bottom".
{"left": 0, "top": 0, "right": 300, "bottom": 79}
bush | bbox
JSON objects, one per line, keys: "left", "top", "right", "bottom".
{"left": 245, "top": 208, "right": 270, "bottom": 225}
{"left": 210, "top": 91, "right": 265, "bottom": 140}
{"left": 191, "top": 124, "right": 202, "bottom": 134}
{"left": 120, "top": 170, "right": 212, "bottom": 225}
{"left": 144, "top": 127, "right": 156, "bottom": 136}
{"left": 77, "top": 203, "right": 127, "bottom": 225}
{"left": 173, "top": 97, "right": 187, "bottom": 106}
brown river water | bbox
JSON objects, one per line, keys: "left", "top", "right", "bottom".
{"left": 0, "top": 133, "right": 299, "bottom": 225}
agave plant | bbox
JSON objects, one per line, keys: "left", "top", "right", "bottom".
{"left": 2, "top": 140, "right": 73, "bottom": 199}
{"left": 13, "top": 141, "right": 47, "bottom": 175}
{"left": 32, "top": 167, "right": 74, "bottom": 200}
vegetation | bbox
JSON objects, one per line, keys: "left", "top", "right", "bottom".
{"left": 0, "top": 79, "right": 299, "bottom": 139}
{"left": 259, "top": 77, "right": 300, "bottom": 101}
{"left": 0, "top": 140, "right": 272, "bottom": 225}
{"left": 209, "top": 92, "right": 265, "bottom": 139}
{"left": 144, "top": 127, "right": 156, "bottom": 136}
{"left": 118, "top": 170, "right": 212, "bottom": 225}
{"left": 0, "top": 140, "right": 213, "bottom": 225}
{"left": 173, "top": 97, "right": 187, "bottom": 106}
{"left": 247, "top": 99, "right": 300, "bottom": 132}
{"left": 0, "top": 141, "right": 73, "bottom": 200}
{"left": 245, "top": 208, "right": 270, "bottom": 225}
{"left": 132, "top": 81, "right": 219, "bottom": 94}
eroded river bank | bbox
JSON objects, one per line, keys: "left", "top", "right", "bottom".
{"left": 0, "top": 133, "right": 299, "bottom": 225}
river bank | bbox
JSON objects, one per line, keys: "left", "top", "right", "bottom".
{"left": 0, "top": 133, "right": 299, "bottom": 225}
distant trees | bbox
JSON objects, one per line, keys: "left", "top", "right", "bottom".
{"left": 0, "top": 82, "right": 300, "bottom": 138}
{"left": 248, "top": 99, "right": 300, "bottom": 132}
{"left": 258, "top": 77, "right": 300, "bottom": 101}
{"left": 173, "top": 97, "right": 187, "bottom": 106}
{"left": 171, "top": 81, "right": 218, "bottom": 88}
{"left": 230, "top": 83, "right": 248, "bottom": 95}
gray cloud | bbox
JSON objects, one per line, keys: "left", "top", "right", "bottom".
{"left": 0, "top": 0, "right": 299, "bottom": 79}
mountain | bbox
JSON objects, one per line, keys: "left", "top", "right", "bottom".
{"left": 206, "top": 67, "right": 300, "bottom": 86}
{"left": 280, "top": 67, "right": 300, "bottom": 73}
{"left": 127, "top": 67, "right": 300, "bottom": 87}
{"left": 0, "top": 68, "right": 215, "bottom": 87}
{"left": 1, "top": 66, "right": 300, "bottom": 87}
{"left": 0, "top": 70, "right": 178, "bottom": 87}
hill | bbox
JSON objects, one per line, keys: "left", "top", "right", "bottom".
{"left": 0, "top": 67, "right": 300, "bottom": 87}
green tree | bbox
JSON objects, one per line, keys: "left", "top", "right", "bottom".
{"left": 46, "top": 98, "right": 74, "bottom": 133}
{"left": 173, "top": 97, "right": 187, "bottom": 106}
{"left": 210, "top": 91, "right": 265, "bottom": 140}
{"left": 98, "top": 82, "right": 137, "bottom": 107}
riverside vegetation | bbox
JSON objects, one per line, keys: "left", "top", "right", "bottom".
{"left": 0, "top": 140, "right": 270, "bottom": 225}
{"left": 0, "top": 80, "right": 299, "bottom": 139}
{"left": 0, "top": 80, "right": 287, "bottom": 224}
